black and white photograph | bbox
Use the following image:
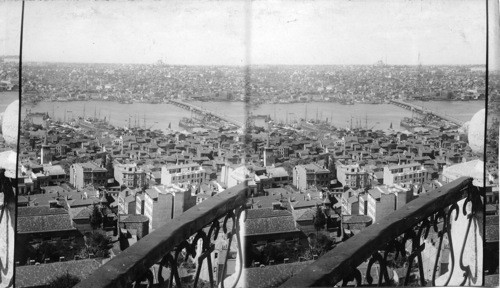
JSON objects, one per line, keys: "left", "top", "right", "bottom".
{"left": 0, "top": 0, "right": 499, "bottom": 287}
{"left": 0, "top": 1, "right": 21, "bottom": 287}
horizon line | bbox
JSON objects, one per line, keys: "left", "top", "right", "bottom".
{"left": 20, "top": 60, "right": 487, "bottom": 67}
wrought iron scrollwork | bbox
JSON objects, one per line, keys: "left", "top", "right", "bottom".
{"left": 366, "top": 251, "right": 390, "bottom": 286}
{"left": 135, "top": 206, "right": 245, "bottom": 288}
{"left": 360, "top": 185, "right": 481, "bottom": 287}
{"left": 341, "top": 267, "right": 362, "bottom": 287}
{"left": 0, "top": 170, "right": 15, "bottom": 288}
{"left": 458, "top": 185, "right": 482, "bottom": 286}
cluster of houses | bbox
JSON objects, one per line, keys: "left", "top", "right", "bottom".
{"left": 14, "top": 110, "right": 498, "bottom": 287}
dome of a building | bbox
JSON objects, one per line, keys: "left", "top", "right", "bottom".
{"left": 467, "top": 109, "right": 485, "bottom": 154}
{"left": 2, "top": 100, "right": 19, "bottom": 145}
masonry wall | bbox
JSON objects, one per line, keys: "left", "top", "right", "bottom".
{"left": 375, "top": 193, "right": 395, "bottom": 223}
{"left": 120, "top": 220, "right": 149, "bottom": 239}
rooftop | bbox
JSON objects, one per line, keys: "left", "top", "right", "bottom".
{"left": 17, "top": 210, "right": 75, "bottom": 234}
{"left": 245, "top": 209, "right": 299, "bottom": 236}
{"left": 16, "top": 259, "right": 101, "bottom": 288}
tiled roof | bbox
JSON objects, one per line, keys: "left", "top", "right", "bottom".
{"left": 292, "top": 198, "right": 325, "bottom": 209}
{"left": 68, "top": 197, "right": 101, "bottom": 208}
{"left": 244, "top": 261, "right": 314, "bottom": 288}
{"left": 264, "top": 187, "right": 294, "bottom": 197}
{"left": 246, "top": 208, "right": 290, "bottom": 219}
{"left": 72, "top": 206, "right": 92, "bottom": 220}
{"left": 387, "top": 162, "right": 421, "bottom": 169}
{"left": 17, "top": 212, "right": 75, "bottom": 233}
{"left": 16, "top": 259, "right": 101, "bottom": 288}
{"left": 343, "top": 215, "right": 373, "bottom": 224}
{"left": 17, "top": 206, "right": 68, "bottom": 217}
{"left": 120, "top": 214, "right": 150, "bottom": 223}
{"left": 77, "top": 162, "right": 107, "bottom": 172}
{"left": 245, "top": 209, "right": 299, "bottom": 236}
{"left": 247, "top": 195, "right": 282, "bottom": 209}
{"left": 295, "top": 207, "right": 316, "bottom": 221}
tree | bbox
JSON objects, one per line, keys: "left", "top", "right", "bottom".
{"left": 313, "top": 204, "right": 326, "bottom": 237}
{"left": 48, "top": 272, "right": 80, "bottom": 288}
{"left": 79, "top": 231, "right": 112, "bottom": 258}
{"left": 31, "top": 241, "right": 63, "bottom": 263}
{"left": 89, "top": 204, "right": 103, "bottom": 230}
{"left": 303, "top": 233, "right": 334, "bottom": 260}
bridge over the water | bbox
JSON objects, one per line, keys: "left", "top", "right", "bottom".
{"left": 169, "top": 99, "right": 245, "bottom": 128}
{"left": 390, "top": 99, "right": 465, "bottom": 126}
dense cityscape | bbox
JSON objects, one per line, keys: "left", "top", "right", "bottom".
{"left": 20, "top": 62, "right": 487, "bottom": 106}
{"left": 0, "top": 0, "right": 498, "bottom": 286}
{"left": 5, "top": 59, "right": 496, "bottom": 287}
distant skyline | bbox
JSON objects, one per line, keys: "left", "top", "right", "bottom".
{"left": 2, "top": 0, "right": 490, "bottom": 65}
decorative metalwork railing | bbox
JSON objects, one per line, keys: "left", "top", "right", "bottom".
{"left": 281, "top": 177, "right": 483, "bottom": 287}
{"left": 76, "top": 182, "right": 248, "bottom": 288}
{"left": 0, "top": 169, "right": 16, "bottom": 288}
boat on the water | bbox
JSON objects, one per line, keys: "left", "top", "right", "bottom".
{"left": 178, "top": 117, "right": 200, "bottom": 131}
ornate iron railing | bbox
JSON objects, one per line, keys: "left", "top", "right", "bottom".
{"left": 76, "top": 182, "right": 248, "bottom": 288}
{"left": 0, "top": 169, "right": 17, "bottom": 288}
{"left": 280, "top": 177, "right": 483, "bottom": 287}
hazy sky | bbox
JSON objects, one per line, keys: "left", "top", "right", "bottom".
{"left": 0, "top": 1, "right": 22, "bottom": 57}
{"left": 1, "top": 0, "right": 489, "bottom": 65}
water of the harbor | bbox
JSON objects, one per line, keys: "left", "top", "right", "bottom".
{"left": 22, "top": 98, "right": 485, "bottom": 132}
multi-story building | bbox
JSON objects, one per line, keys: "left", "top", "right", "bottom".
{"left": 383, "top": 162, "right": 428, "bottom": 186}
{"left": 341, "top": 192, "right": 360, "bottom": 216}
{"left": 161, "top": 163, "right": 206, "bottom": 186}
{"left": 40, "top": 144, "right": 52, "bottom": 165}
{"left": 69, "top": 162, "right": 107, "bottom": 189}
{"left": 114, "top": 163, "right": 146, "bottom": 189}
{"left": 140, "top": 184, "right": 196, "bottom": 231}
{"left": 266, "top": 167, "right": 290, "bottom": 187}
{"left": 42, "top": 164, "right": 67, "bottom": 186}
{"left": 336, "top": 162, "right": 369, "bottom": 189}
{"left": 364, "top": 184, "right": 414, "bottom": 223}
{"left": 263, "top": 147, "right": 276, "bottom": 167}
{"left": 118, "top": 188, "right": 139, "bottom": 214}
{"left": 221, "top": 164, "right": 247, "bottom": 188}
{"left": 293, "top": 163, "right": 331, "bottom": 191}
